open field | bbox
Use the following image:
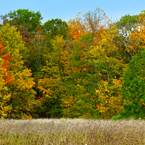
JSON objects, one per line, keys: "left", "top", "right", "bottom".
{"left": 0, "top": 118, "right": 144, "bottom": 145}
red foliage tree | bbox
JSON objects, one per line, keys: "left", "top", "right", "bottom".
{"left": 0, "top": 41, "right": 15, "bottom": 84}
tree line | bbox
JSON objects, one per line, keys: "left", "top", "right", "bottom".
{"left": 0, "top": 8, "right": 145, "bottom": 120}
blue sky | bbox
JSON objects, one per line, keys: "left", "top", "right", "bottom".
{"left": 0, "top": 0, "right": 145, "bottom": 24}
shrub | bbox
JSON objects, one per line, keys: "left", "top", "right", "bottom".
{"left": 112, "top": 49, "right": 145, "bottom": 120}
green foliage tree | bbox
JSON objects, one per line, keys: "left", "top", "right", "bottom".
{"left": 115, "top": 14, "right": 138, "bottom": 32}
{"left": 61, "top": 38, "right": 100, "bottom": 119}
{"left": 113, "top": 14, "right": 139, "bottom": 64}
{"left": 43, "top": 18, "right": 68, "bottom": 39}
{"left": 28, "top": 25, "right": 49, "bottom": 90}
{"left": 43, "top": 18, "right": 69, "bottom": 51}
{"left": 3, "top": 9, "right": 43, "bottom": 33}
{"left": 37, "top": 35, "right": 67, "bottom": 118}
{"left": 112, "top": 50, "right": 145, "bottom": 120}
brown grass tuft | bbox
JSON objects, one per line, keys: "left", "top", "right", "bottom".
{"left": 0, "top": 118, "right": 144, "bottom": 145}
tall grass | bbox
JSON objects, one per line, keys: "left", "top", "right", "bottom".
{"left": 0, "top": 118, "right": 144, "bottom": 145}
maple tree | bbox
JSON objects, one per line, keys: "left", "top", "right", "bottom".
{"left": 0, "top": 24, "right": 40, "bottom": 119}
{"left": 0, "top": 40, "right": 14, "bottom": 119}
{"left": 68, "top": 8, "right": 109, "bottom": 44}
{"left": 88, "top": 24, "right": 126, "bottom": 119}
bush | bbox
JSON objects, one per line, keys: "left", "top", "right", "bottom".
{"left": 112, "top": 50, "right": 145, "bottom": 121}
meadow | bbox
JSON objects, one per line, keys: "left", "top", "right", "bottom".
{"left": 0, "top": 118, "right": 144, "bottom": 145}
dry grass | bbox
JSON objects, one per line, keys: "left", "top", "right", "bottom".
{"left": 0, "top": 118, "right": 144, "bottom": 145}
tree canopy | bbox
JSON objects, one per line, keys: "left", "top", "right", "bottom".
{"left": 0, "top": 8, "right": 145, "bottom": 120}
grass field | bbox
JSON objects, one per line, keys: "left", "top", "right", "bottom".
{"left": 0, "top": 118, "right": 144, "bottom": 145}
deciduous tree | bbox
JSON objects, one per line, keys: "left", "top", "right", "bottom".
{"left": 112, "top": 50, "right": 145, "bottom": 120}
{"left": 90, "top": 25, "right": 125, "bottom": 119}
{"left": 0, "top": 24, "right": 40, "bottom": 119}
{"left": 0, "top": 41, "right": 14, "bottom": 119}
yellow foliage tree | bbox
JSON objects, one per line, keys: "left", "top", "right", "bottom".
{"left": 37, "top": 35, "right": 68, "bottom": 118}
{"left": 0, "top": 58, "right": 12, "bottom": 119}
{"left": 90, "top": 25, "right": 125, "bottom": 119}
{"left": 0, "top": 39, "right": 15, "bottom": 119}
{"left": 0, "top": 24, "right": 40, "bottom": 119}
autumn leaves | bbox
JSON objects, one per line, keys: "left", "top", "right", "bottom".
{"left": 0, "top": 24, "right": 38, "bottom": 119}
{"left": 0, "top": 8, "right": 145, "bottom": 120}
